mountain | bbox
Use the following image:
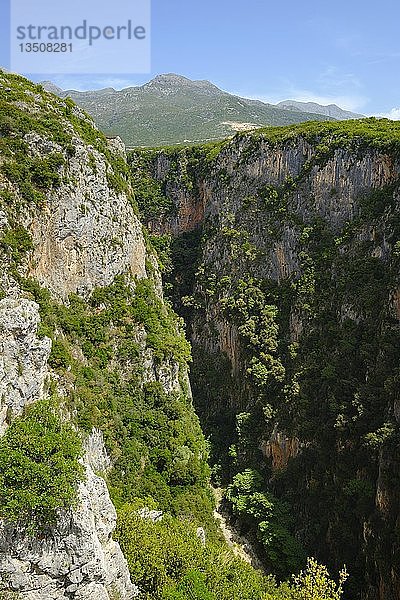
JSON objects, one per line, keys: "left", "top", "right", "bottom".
{"left": 277, "top": 99, "right": 365, "bottom": 120}
{"left": 41, "top": 73, "right": 336, "bottom": 147}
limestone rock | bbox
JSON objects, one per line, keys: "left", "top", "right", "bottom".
{"left": 0, "top": 465, "right": 138, "bottom": 600}
{"left": 26, "top": 136, "right": 147, "bottom": 300}
{"left": 0, "top": 298, "right": 51, "bottom": 433}
{"left": 84, "top": 429, "right": 111, "bottom": 475}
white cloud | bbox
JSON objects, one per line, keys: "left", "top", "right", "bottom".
{"left": 378, "top": 107, "right": 400, "bottom": 120}
{"left": 317, "top": 66, "right": 363, "bottom": 92}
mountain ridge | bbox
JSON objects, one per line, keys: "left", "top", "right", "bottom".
{"left": 277, "top": 98, "right": 365, "bottom": 120}
{"left": 41, "top": 73, "right": 345, "bottom": 147}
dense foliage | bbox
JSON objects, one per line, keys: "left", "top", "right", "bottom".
{"left": 132, "top": 117, "right": 400, "bottom": 597}
{"left": 19, "top": 275, "right": 208, "bottom": 515}
{"left": 117, "top": 503, "right": 346, "bottom": 600}
{"left": 226, "top": 470, "right": 305, "bottom": 578}
{"left": 246, "top": 117, "right": 400, "bottom": 151}
{"left": 0, "top": 399, "right": 83, "bottom": 529}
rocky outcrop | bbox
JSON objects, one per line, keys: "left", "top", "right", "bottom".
{"left": 0, "top": 300, "right": 136, "bottom": 600}
{"left": 261, "top": 429, "right": 300, "bottom": 472}
{"left": 0, "top": 463, "right": 138, "bottom": 600}
{"left": 26, "top": 134, "right": 147, "bottom": 300}
{"left": 0, "top": 298, "right": 51, "bottom": 434}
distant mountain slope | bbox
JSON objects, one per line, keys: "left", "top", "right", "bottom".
{"left": 41, "top": 73, "right": 335, "bottom": 147}
{"left": 277, "top": 99, "right": 365, "bottom": 120}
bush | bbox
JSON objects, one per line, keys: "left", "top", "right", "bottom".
{"left": 162, "top": 570, "right": 216, "bottom": 600}
{"left": 0, "top": 226, "right": 33, "bottom": 261}
{"left": 291, "top": 558, "right": 348, "bottom": 600}
{"left": 0, "top": 399, "right": 84, "bottom": 529}
{"left": 225, "top": 470, "right": 305, "bottom": 578}
{"left": 116, "top": 504, "right": 284, "bottom": 600}
{"left": 48, "top": 339, "right": 72, "bottom": 369}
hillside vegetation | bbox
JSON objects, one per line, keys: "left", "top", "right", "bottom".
{"left": 129, "top": 116, "right": 400, "bottom": 599}
{"left": 0, "top": 71, "right": 352, "bottom": 600}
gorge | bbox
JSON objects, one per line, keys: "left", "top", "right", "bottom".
{"left": 130, "top": 120, "right": 400, "bottom": 600}
{"left": 0, "top": 70, "right": 399, "bottom": 600}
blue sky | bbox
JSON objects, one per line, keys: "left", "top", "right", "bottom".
{"left": 1, "top": 0, "right": 400, "bottom": 117}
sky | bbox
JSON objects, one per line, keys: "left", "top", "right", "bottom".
{"left": 1, "top": 0, "right": 400, "bottom": 117}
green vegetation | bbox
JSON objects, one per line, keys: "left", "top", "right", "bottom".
{"left": 149, "top": 234, "right": 173, "bottom": 273}
{"left": 134, "top": 116, "right": 400, "bottom": 597}
{"left": 193, "top": 194, "right": 398, "bottom": 593}
{"left": 244, "top": 117, "right": 400, "bottom": 151}
{"left": 0, "top": 399, "right": 83, "bottom": 529}
{"left": 291, "top": 559, "right": 348, "bottom": 600}
{"left": 128, "top": 144, "right": 220, "bottom": 225}
{"left": 15, "top": 272, "right": 320, "bottom": 599}
{"left": 117, "top": 503, "right": 346, "bottom": 600}
{"left": 226, "top": 470, "right": 305, "bottom": 578}
{"left": 117, "top": 504, "right": 278, "bottom": 600}
{"left": 129, "top": 151, "right": 176, "bottom": 220}
{"left": 0, "top": 226, "right": 33, "bottom": 262}
{"left": 20, "top": 274, "right": 205, "bottom": 518}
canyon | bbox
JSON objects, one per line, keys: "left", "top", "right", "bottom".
{"left": 0, "top": 70, "right": 399, "bottom": 600}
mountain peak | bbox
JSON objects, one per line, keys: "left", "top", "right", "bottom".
{"left": 144, "top": 73, "right": 193, "bottom": 87}
{"left": 142, "top": 73, "right": 225, "bottom": 96}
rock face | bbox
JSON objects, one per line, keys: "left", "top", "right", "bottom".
{"left": 0, "top": 75, "right": 151, "bottom": 599}
{"left": 138, "top": 128, "right": 400, "bottom": 600}
{"left": 26, "top": 133, "right": 147, "bottom": 300}
{"left": 0, "top": 463, "right": 138, "bottom": 600}
{"left": 0, "top": 300, "right": 136, "bottom": 600}
{"left": 0, "top": 298, "right": 51, "bottom": 434}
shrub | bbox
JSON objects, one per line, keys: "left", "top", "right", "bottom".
{"left": 48, "top": 339, "right": 72, "bottom": 369}
{"left": 0, "top": 226, "right": 33, "bottom": 262}
{"left": 116, "top": 504, "right": 284, "bottom": 600}
{"left": 225, "top": 470, "right": 306, "bottom": 577}
{"left": 0, "top": 399, "right": 84, "bottom": 529}
{"left": 291, "top": 558, "right": 348, "bottom": 600}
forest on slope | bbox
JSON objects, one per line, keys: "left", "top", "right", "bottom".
{"left": 0, "top": 71, "right": 351, "bottom": 600}
{"left": 129, "top": 118, "right": 400, "bottom": 600}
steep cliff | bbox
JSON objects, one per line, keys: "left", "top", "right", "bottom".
{"left": 2, "top": 71, "right": 397, "bottom": 600}
{"left": 0, "top": 71, "right": 205, "bottom": 600}
{"left": 131, "top": 119, "right": 400, "bottom": 599}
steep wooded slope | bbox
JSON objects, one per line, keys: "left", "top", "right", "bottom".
{"left": 0, "top": 71, "right": 341, "bottom": 600}
{"left": 131, "top": 119, "right": 400, "bottom": 600}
